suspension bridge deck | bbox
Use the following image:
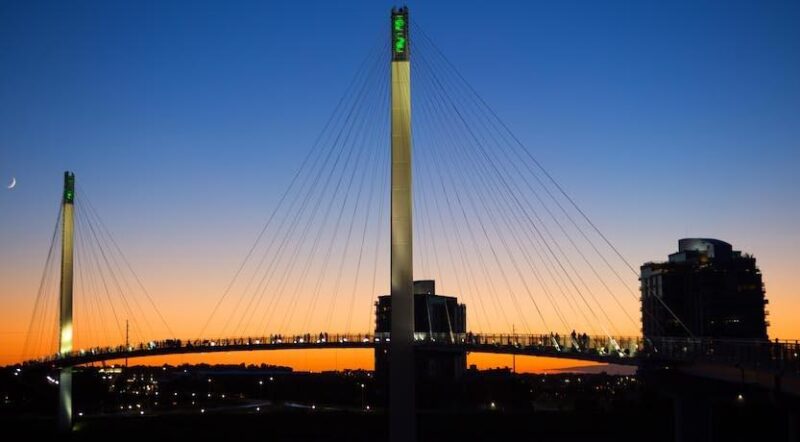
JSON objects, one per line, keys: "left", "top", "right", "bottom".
{"left": 22, "top": 333, "right": 643, "bottom": 368}
{"left": 18, "top": 334, "right": 800, "bottom": 397}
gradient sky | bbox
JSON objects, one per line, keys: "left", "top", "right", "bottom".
{"left": 1, "top": 0, "right": 799, "bottom": 369}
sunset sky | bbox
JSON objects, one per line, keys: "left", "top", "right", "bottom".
{"left": 1, "top": 1, "right": 798, "bottom": 371}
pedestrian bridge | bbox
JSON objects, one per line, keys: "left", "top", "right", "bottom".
{"left": 21, "top": 333, "right": 800, "bottom": 381}
{"left": 24, "top": 332, "right": 642, "bottom": 368}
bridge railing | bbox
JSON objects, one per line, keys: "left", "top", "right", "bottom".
{"left": 644, "top": 337, "right": 800, "bottom": 375}
{"left": 22, "top": 332, "right": 799, "bottom": 374}
{"left": 22, "top": 333, "right": 386, "bottom": 366}
{"left": 405, "top": 332, "right": 643, "bottom": 359}
{"left": 23, "top": 332, "right": 645, "bottom": 367}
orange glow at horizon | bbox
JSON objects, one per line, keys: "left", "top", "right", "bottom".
{"left": 2, "top": 184, "right": 798, "bottom": 368}
{"left": 2, "top": 257, "right": 799, "bottom": 367}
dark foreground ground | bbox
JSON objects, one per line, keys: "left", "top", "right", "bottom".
{"left": 2, "top": 364, "right": 797, "bottom": 441}
{"left": 1, "top": 408, "right": 672, "bottom": 442}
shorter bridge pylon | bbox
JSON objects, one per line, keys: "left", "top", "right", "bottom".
{"left": 58, "top": 171, "right": 75, "bottom": 433}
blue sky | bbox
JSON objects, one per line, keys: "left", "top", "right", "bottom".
{"left": 1, "top": 1, "right": 799, "bottom": 344}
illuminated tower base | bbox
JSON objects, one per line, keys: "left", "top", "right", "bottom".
{"left": 58, "top": 171, "right": 75, "bottom": 432}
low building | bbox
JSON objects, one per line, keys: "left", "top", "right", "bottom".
{"left": 374, "top": 280, "right": 467, "bottom": 382}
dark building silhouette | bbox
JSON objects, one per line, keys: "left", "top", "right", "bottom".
{"left": 640, "top": 238, "right": 768, "bottom": 339}
{"left": 375, "top": 280, "right": 467, "bottom": 381}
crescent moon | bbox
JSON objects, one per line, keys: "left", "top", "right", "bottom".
{"left": 7, "top": 177, "right": 16, "bottom": 189}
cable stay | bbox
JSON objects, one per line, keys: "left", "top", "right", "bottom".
{"left": 21, "top": 184, "right": 176, "bottom": 361}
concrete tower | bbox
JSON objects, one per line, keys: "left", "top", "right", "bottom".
{"left": 59, "top": 171, "right": 75, "bottom": 432}
{"left": 389, "top": 6, "right": 415, "bottom": 442}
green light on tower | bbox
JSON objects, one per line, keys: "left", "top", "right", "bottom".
{"left": 63, "top": 172, "right": 75, "bottom": 204}
{"left": 391, "top": 8, "right": 409, "bottom": 61}
{"left": 394, "top": 16, "right": 406, "bottom": 53}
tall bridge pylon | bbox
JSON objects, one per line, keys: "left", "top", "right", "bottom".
{"left": 389, "top": 6, "right": 415, "bottom": 442}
